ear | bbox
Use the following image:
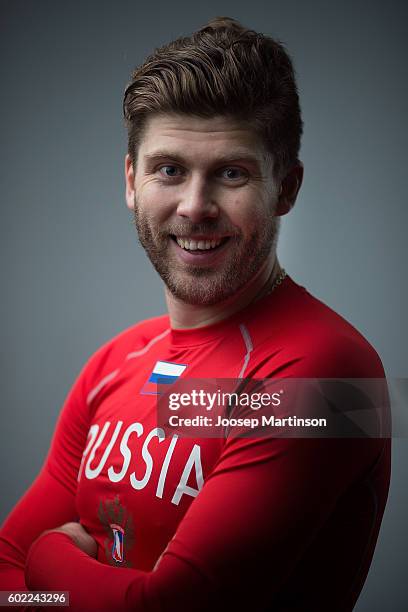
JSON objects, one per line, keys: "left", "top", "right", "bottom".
{"left": 125, "top": 154, "right": 136, "bottom": 211}
{"left": 275, "top": 161, "right": 304, "bottom": 216}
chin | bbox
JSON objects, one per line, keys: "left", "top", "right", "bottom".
{"left": 165, "top": 274, "right": 242, "bottom": 306}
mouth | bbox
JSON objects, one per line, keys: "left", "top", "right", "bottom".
{"left": 170, "top": 235, "right": 230, "bottom": 253}
{"left": 169, "top": 234, "right": 232, "bottom": 266}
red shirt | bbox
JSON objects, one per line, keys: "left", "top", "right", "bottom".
{"left": 0, "top": 276, "right": 391, "bottom": 611}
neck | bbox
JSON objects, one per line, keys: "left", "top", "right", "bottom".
{"left": 166, "top": 255, "right": 282, "bottom": 330}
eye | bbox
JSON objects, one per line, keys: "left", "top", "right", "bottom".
{"left": 219, "top": 167, "right": 248, "bottom": 182}
{"left": 158, "top": 165, "right": 182, "bottom": 178}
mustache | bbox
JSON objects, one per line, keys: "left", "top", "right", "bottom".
{"left": 161, "top": 221, "right": 239, "bottom": 237}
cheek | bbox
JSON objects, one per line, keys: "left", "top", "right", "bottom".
{"left": 136, "top": 182, "right": 175, "bottom": 221}
{"left": 224, "top": 196, "right": 266, "bottom": 235}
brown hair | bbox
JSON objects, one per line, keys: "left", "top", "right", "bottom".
{"left": 123, "top": 17, "right": 303, "bottom": 179}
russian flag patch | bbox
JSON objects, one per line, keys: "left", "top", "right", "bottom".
{"left": 141, "top": 360, "right": 187, "bottom": 395}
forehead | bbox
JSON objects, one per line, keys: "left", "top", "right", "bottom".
{"left": 138, "top": 113, "right": 269, "bottom": 164}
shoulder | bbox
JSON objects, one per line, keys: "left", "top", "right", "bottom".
{"left": 291, "top": 285, "right": 384, "bottom": 377}
{"left": 248, "top": 277, "right": 385, "bottom": 378}
{"left": 78, "top": 314, "right": 170, "bottom": 384}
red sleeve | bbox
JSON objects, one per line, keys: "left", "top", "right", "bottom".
{"left": 0, "top": 322, "right": 155, "bottom": 598}
{"left": 0, "top": 343, "right": 98, "bottom": 594}
{"left": 24, "top": 434, "right": 385, "bottom": 612}
{"left": 0, "top": 469, "right": 78, "bottom": 591}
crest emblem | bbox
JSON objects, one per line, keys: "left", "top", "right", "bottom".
{"left": 98, "top": 495, "right": 135, "bottom": 567}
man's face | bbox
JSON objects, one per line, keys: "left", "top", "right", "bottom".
{"left": 125, "top": 114, "right": 282, "bottom": 306}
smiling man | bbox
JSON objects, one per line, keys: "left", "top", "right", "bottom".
{"left": 0, "top": 17, "right": 390, "bottom": 612}
{"left": 127, "top": 114, "right": 287, "bottom": 315}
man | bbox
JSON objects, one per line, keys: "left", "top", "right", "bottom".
{"left": 0, "top": 17, "right": 390, "bottom": 611}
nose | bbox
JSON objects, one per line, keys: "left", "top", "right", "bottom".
{"left": 176, "top": 175, "right": 219, "bottom": 223}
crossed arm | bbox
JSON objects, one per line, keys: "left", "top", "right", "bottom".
{"left": 0, "top": 433, "right": 386, "bottom": 612}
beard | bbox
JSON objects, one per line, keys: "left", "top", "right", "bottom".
{"left": 133, "top": 202, "right": 280, "bottom": 306}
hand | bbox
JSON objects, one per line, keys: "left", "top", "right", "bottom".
{"left": 41, "top": 522, "right": 98, "bottom": 558}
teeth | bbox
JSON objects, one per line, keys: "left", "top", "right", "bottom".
{"left": 176, "top": 237, "right": 222, "bottom": 251}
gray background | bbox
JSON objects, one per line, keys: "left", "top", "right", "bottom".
{"left": 1, "top": 0, "right": 407, "bottom": 609}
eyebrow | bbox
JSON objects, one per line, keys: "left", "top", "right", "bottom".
{"left": 143, "top": 149, "right": 264, "bottom": 167}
